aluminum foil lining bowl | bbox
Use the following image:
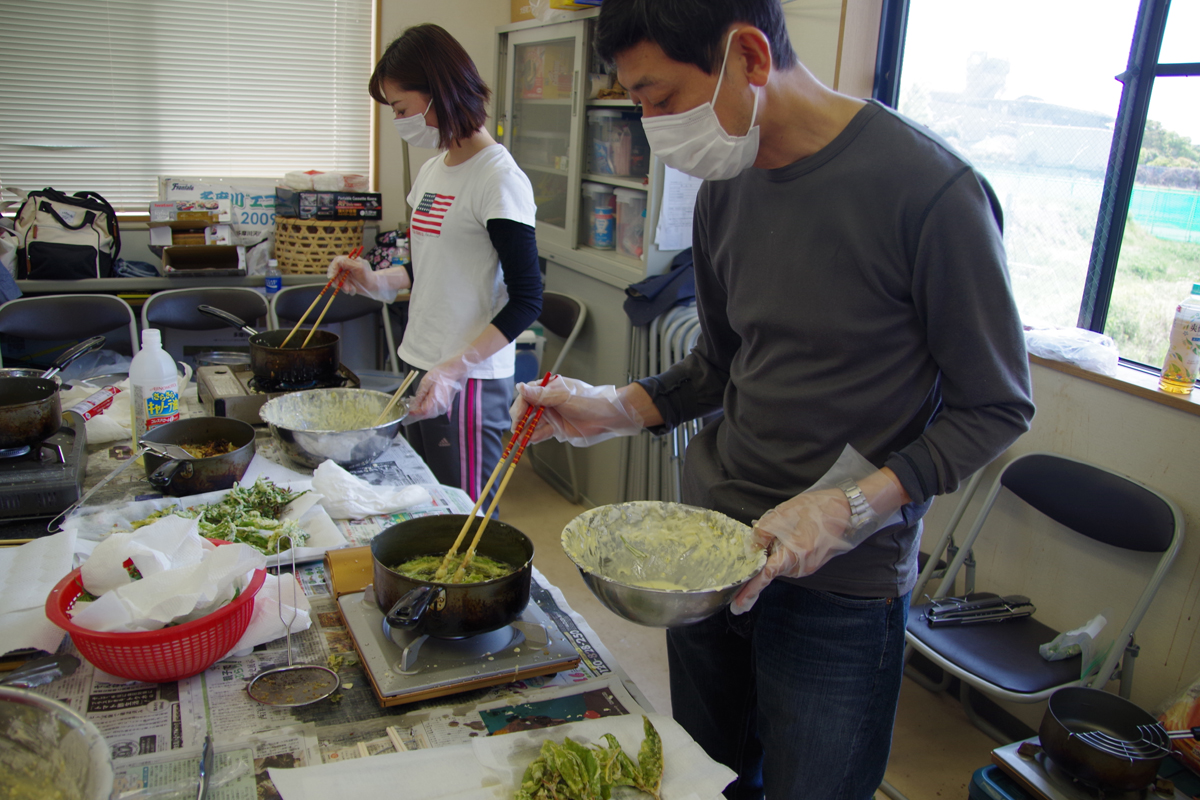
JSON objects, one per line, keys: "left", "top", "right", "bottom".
{"left": 260, "top": 388, "right": 408, "bottom": 469}
{"left": 0, "top": 686, "right": 114, "bottom": 800}
{"left": 562, "top": 501, "right": 767, "bottom": 628}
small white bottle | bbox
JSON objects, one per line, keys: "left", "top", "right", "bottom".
{"left": 130, "top": 329, "right": 180, "bottom": 448}
{"left": 264, "top": 258, "right": 282, "bottom": 295}
{"left": 1159, "top": 282, "right": 1200, "bottom": 395}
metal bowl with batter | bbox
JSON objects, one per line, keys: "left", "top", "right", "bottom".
{"left": 561, "top": 501, "right": 767, "bottom": 628}
{"left": 260, "top": 388, "right": 408, "bottom": 469}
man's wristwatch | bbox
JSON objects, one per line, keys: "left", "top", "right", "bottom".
{"left": 838, "top": 480, "right": 877, "bottom": 532}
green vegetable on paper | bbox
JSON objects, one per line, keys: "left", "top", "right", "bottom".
{"left": 514, "top": 716, "right": 663, "bottom": 800}
{"left": 130, "top": 478, "right": 310, "bottom": 554}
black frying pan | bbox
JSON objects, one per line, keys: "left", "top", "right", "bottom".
{"left": 0, "top": 336, "right": 106, "bottom": 450}
{"left": 197, "top": 305, "right": 340, "bottom": 385}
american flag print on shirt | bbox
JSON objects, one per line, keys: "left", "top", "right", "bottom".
{"left": 412, "top": 192, "right": 454, "bottom": 236}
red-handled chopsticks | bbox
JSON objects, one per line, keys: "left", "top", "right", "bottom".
{"left": 434, "top": 372, "right": 556, "bottom": 583}
{"left": 280, "top": 245, "right": 363, "bottom": 348}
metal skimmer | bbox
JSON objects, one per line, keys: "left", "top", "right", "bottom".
{"left": 246, "top": 538, "right": 339, "bottom": 707}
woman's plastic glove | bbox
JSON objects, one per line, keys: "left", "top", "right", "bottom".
{"left": 730, "top": 445, "right": 910, "bottom": 615}
{"left": 510, "top": 376, "right": 644, "bottom": 446}
{"left": 405, "top": 348, "right": 481, "bottom": 422}
{"left": 326, "top": 256, "right": 409, "bottom": 304}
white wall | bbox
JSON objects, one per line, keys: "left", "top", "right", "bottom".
{"left": 376, "top": 0, "right": 512, "bottom": 231}
{"left": 921, "top": 362, "right": 1200, "bottom": 726}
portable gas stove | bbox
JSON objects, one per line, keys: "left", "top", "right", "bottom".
{"left": 0, "top": 410, "right": 87, "bottom": 521}
{"left": 993, "top": 738, "right": 1190, "bottom": 800}
{"left": 196, "top": 364, "right": 361, "bottom": 424}
{"left": 338, "top": 583, "right": 581, "bottom": 707}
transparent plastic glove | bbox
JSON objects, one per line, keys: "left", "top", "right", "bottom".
{"left": 510, "top": 376, "right": 644, "bottom": 447}
{"left": 405, "top": 348, "right": 481, "bottom": 423}
{"left": 730, "top": 444, "right": 908, "bottom": 615}
{"left": 326, "top": 255, "right": 408, "bottom": 303}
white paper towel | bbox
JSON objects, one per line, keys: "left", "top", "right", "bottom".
{"left": 311, "top": 460, "right": 431, "bottom": 519}
{"left": 268, "top": 713, "right": 735, "bottom": 800}
{"left": 0, "top": 530, "right": 76, "bottom": 655}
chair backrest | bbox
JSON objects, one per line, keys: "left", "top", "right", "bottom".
{"left": 538, "top": 292, "right": 586, "bottom": 376}
{"left": 932, "top": 451, "right": 1184, "bottom": 690}
{"left": 0, "top": 294, "right": 140, "bottom": 366}
{"left": 141, "top": 287, "right": 269, "bottom": 332}
{"left": 270, "top": 286, "right": 384, "bottom": 329}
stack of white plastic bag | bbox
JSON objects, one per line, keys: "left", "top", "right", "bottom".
{"left": 283, "top": 170, "right": 368, "bottom": 192}
{"left": 311, "top": 459, "right": 431, "bottom": 519}
{"left": 1024, "top": 325, "right": 1120, "bottom": 376}
{"left": 70, "top": 515, "right": 309, "bottom": 658}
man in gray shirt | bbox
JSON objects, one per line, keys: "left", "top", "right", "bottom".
{"left": 512, "top": 1, "right": 1035, "bottom": 797}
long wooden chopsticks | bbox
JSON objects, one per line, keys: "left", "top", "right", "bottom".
{"left": 433, "top": 372, "right": 555, "bottom": 582}
{"left": 300, "top": 269, "right": 350, "bottom": 348}
{"left": 372, "top": 369, "right": 419, "bottom": 426}
{"left": 280, "top": 245, "right": 363, "bottom": 348}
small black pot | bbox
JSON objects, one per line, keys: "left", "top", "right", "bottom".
{"left": 371, "top": 515, "right": 534, "bottom": 640}
{"left": 1039, "top": 687, "right": 1164, "bottom": 791}
{"left": 140, "top": 417, "right": 256, "bottom": 496}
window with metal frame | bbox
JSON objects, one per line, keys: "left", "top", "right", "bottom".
{"left": 875, "top": 0, "right": 1199, "bottom": 375}
{"left": 0, "top": 0, "right": 373, "bottom": 212}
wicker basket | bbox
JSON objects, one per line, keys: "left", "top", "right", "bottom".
{"left": 274, "top": 218, "right": 365, "bottom": 275}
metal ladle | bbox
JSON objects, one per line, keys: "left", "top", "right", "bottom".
{"left": 246, "top": 537, "right": 339, "bottom": 707}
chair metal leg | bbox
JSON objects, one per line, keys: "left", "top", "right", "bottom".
{"left": 878, "top": 778, "right": 912, "bottom": 800}
{"left": 1117, "top": 638, "right": 1139, "bottom": 698}
{"left": 564, "top": 443, "right": 581, "bottom": 505}
{"left": 902, "top": 644, "right": 953, "bottom": 694}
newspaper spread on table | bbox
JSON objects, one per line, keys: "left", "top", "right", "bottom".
{"left": 24, "top": 415, "right": 649, "bottom": 800}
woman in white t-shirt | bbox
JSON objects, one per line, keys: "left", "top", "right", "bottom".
{"left": 330, "top": 23, "right": 542, "bottom": 509}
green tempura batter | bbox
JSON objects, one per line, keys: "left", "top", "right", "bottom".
{"left": 392, "top": 553, "right": 514, "bottom": 584}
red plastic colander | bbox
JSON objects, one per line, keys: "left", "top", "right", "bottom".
{"left": 44, "top": 551, "right": 266, "bottom": 683}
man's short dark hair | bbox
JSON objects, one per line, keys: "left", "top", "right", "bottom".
{"left": 595, "top": 0, "right": 798, "bottom": 75}
{"left": 369, "top": 24, "right": 490, "bottom": 147}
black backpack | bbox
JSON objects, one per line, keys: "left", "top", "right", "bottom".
{"left": 14, "top": 188, "right": 122, "bottom": 279}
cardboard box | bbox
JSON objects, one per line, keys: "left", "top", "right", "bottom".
{"left": 274, "top": 187, "right": 382, "bottom": 220}
{"left": 161, "top": 177, "right": 278, "bottom": 247}
{"left": 148, "top": 199, "right": 231, "bottom": 224}
{"left": 512, "top": 0, "right": 534, "bottom": 20}
{"left": 513, "top": 0, "right": 600, "bottom": 20}
{"left": 161, "top": 245, "right": 246, "bottom": 278}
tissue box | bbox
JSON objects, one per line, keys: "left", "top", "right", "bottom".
{"left": 274, "top": 187, "right": 382, "bottom": 220}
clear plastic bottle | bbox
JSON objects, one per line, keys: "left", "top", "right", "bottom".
{"left": 1159, "top": 282, "right": 1200, "bottom": 394}
{"left": 264, "top": 258, "right": 282, "bottom": 295}
{"left": 129, "top": 328, "right": 180, "bottom": 448}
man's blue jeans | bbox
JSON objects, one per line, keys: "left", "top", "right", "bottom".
{"left": 666, "top": 580, "right": 909, "bottom": 800}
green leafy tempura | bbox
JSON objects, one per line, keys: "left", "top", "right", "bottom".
{"left": 391, "top": 553, "right": 515, "bottom": 584}
{"left": 515, "top": 715, "right": 663, "bottom": 800}
{"left": 131, "top": 478, "right": 310, "bottom": 554}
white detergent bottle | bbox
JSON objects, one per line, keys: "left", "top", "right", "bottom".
{"left": 129, "top": 328, "right": 180, "bottom": 449}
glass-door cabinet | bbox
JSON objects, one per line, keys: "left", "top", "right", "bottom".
{"left": 500, "top": 21, "right": 587, "bottom": 249}
{"left": 497, "top": 14, "right": 685, "bottom": 284}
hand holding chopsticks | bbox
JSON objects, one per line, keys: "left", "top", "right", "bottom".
{"left": 372, "top": 370, "right": 419, "bottom": 426}
{"left": 433, "top": 372, "right": 555, "bottom": 583}
{"left": 280, "top": 245, "right": 363, "bottom": 348}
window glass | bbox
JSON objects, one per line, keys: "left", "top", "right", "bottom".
{"left": 0, "top": 0, "right": 372, "bottom": 210}
{"left": 1105, "top": 10, "right": 1199, "bottom": 371}
{"left": 898, "top": 0, "right": 1139, "bottom": 327}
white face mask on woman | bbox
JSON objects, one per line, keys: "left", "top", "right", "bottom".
{"left": 639, "top": 30, "right": 761, "bottom": 181}
{"left": 392, "top": 98, "right": 441, "bottom": 149}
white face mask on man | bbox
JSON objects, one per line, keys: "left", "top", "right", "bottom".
{"left": 640, "top": 30, "right": 761, "bottom": 181}
{"left": 392, "top": 98, "right": 441, "bottom": 149}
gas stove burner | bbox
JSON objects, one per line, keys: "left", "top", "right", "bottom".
{"left": 0, "top": 440, "right": 68, "bottom": 463}
{"left": 0, "top": 417, "right": 86, "bottom": 521}
{"left": 197, "top": 365, "right": 362, "bottom": 424}
{"left": 337, "top": 583, "right": 581, "bottom": 707}
{"left": 993, "top": 737, "right": 1187, "bottom": 800}
{"left": 0, "top": 445, "right": 32, "bottom": 459}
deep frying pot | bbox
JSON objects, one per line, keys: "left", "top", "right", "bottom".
{"left": 139, "top": 417, "right": 256, "bottom": 496}
{"left": 371, "top": 515, "right": 534, "bottom": 640}
{"left": 0, "top": 337, "right": 105, "bottom": 450}
{"left": 196, "top": 305, "right": 340, "bottom": 385}
{"left": 1039, "top": 687, "right": 1167, "bottom": 791}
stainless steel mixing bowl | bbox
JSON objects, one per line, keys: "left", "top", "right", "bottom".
{"left": 260, "top": 388, "right": 408, "bottom": 469}
{"left": 0, "top": 686, "right": 114, "bottom": 800}
{"left": 561, "top": 501, "right": 766, "bottom": 628}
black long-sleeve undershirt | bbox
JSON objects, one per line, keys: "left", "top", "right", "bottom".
{"left": 485, "top": 218, "right": 543, "bottom": 342}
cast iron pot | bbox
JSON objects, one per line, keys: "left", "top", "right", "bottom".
{"left": 197, "top": 305, "right": 340, "bottom": 385}
{"left": 371, "top": 515, "right": 534, "bottom": 640}
{"left": 0, "top": 337, "right": 106, "bottom": 451}
{"left": 139, "top": 416, "right": 256, "bottom": 496}
{"left": 1039, "top": 686, "right": 1166, "bottom": 791}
